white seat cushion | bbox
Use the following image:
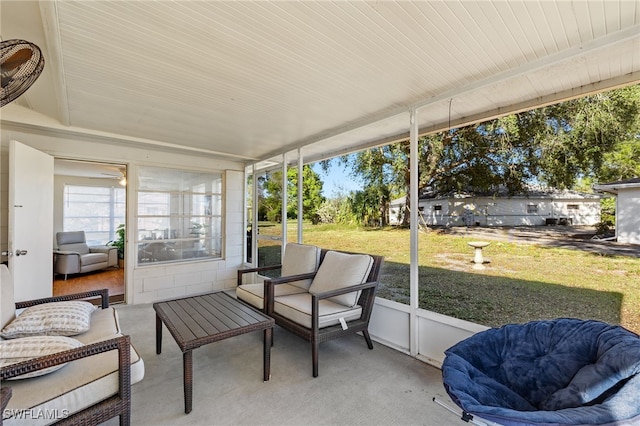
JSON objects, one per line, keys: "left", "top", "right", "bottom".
{"left": 2, "top": 341, "right": 144, "bottom": 426}
{"left": 74, "top": 307, "right": 121, "bottom": 345}
{"left": 273, "top": 293, "right": 362, "bottom": 329}
{"left": 308, "top": 251, "right": 374, "bottom": 307}
{"left": 236, "top": 283, "right": 306, "bottom": 310}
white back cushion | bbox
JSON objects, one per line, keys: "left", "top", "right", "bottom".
{"left": 281, "top": 243, "right": 321, "bottom": 290}
{"left": 1, "top": 265, "right": 16, "bottom": 330}
{"left": 308, "top": 251, "right": 374, "bottom": 307}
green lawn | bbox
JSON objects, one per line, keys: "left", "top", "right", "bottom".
{"left": 257, "top": 222, "right": 640, "bottom": 334}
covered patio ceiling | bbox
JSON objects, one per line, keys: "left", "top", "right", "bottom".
{"left": 1, "top": 1, "right": 639, "bottom": 165}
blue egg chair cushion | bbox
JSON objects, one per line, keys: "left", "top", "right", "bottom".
{"left": 442, "top": 319, "right": 640, "bottom": 426}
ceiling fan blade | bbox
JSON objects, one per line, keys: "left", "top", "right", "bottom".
{"left": 0, "top": 39, "right": 45, "bottom": 107}
{"left": 2, "top": 48, "right": 33, "bottom": 74}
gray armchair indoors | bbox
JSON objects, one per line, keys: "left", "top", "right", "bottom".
{"left": 54, "top": 231, "right": 118, "bottom": 280}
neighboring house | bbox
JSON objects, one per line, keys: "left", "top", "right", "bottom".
{"left": 390, "top": 188, "right": 601, "bottom": 227}
{"left": 593, "top": 178, "right": 640, "bottom": 245}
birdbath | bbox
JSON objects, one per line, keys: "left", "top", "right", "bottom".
{"left": 468, "top": 241, "right": 490, "bottom": 270}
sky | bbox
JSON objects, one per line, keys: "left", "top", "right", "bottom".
{"left": 311, "top": 163, "right": 361, "bottom": 198}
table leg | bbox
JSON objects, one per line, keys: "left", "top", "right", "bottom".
{"left": 156, "top": 314, "right": 162, "bottom": 354}
{"left": 183, "top": 350, "right": 193, "bottom": 414}
{"left": 263, "top": 327, "right": 272, "bottom": 381}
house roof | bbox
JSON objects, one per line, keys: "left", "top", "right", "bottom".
{"left": 593, "top": 177, "right": 640, "bottom": 194}
{"left": 1, "top": 1, "right": 639, "bottom": 166}
{"left": 390, "top": 188, "right": 600, "bottom": 206}
{"left": 597, "top": 178, "right": 640, "bottom": 186}
{"left": 432, "top": 189, "right": 600, "bottom": 201}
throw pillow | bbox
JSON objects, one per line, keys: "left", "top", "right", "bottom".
{"left": 308, "top": 251, "right": 374, "bottom": 307}
{"left": 0, "top": 335, "right": 84, "bottom": 379}
{"left": 0, "top": 301, "right": 96, "bottom": 339}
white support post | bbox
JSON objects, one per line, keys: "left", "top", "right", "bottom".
{"left": 297, "top": 148, "right": 304, "bottom": 243}
{"left": 409, "top": 108, "right": 419, "bottom": 357}
{"left": 281, "top": 153, "right": 288, "bottom": 262}
{"left": 251, "top": 164, "right": 258, "bottom": 266}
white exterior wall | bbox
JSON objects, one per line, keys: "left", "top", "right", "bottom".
{"left": 389, "top": 201, "right": 403, "bottom": 225}
{"left": 616, "top": 187, "right": 640, "bottom": 244}
{"left": 1, "top": 127, "right": 246, "bottom": 305}
{"left": 416, "top": 196, "right": 600, "bottom": 227}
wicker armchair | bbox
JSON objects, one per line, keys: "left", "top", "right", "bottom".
{"left": 0, "top": 265, "right": 143, "bottom": 426}
{"left": 1, "top": 335, "right": 132, "bottom": 426}
{"left": 242, "top": 248, "right": 383, "bottom": 377}
{"left": 237, "top": 243, "right": 321, "bottom": 310}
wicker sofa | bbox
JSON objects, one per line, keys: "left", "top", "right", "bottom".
{"left": 237, "top": 244, "right": 384, "bottom": 377}
{"left": 0, "top": 265, "right": 144, "bottom": 426}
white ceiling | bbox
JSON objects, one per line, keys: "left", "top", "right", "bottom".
{"left": 2, "top": 1, "right": 639, "bottom": 166}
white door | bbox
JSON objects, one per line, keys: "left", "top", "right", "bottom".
{"left": 8, "top": 140, "right": 54, "bottom": 302}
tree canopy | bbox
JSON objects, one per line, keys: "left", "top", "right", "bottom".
{"left": 328, "top": 85, "right": 640, "bottom": 225}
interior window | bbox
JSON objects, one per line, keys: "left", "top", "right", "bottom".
{"left": 137, "top": 167, "right": 223, "bottom": 265}
{"left": 63, "top": 185, "right": 125, "bottom": 245}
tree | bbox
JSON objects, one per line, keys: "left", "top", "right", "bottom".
{"left": 598, "top": 140, "right": 640, "bottom": 182}
{"left": 258, "top": 165, "right": 325, "bottom": 223}
{"left": 287, "top": 165, "right": 325, "bottom": 223}
{"left": 258, "top": 171, "right": 280, "bottom": 222}
{"left": 537, "top": 85, "right": 640, "bottom": 187}
{"left": 336, "top": 85, "right": 640, "bottom": 225}
{"left": 338, "top": 148, "right": 396, "bottom": 226}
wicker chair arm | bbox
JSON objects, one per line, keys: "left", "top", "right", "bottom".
{"left": 0, "top": 335, "right": 130, "bottom": 381}
{"left": 311, "top": 280, "right": 378, "bottom": 300}
{"left": 263, "top": 272, "right": 318, "bottom": 314}
{"left": 310, "top": 281, "right": 379, "bottom": 332}
{"left": 267, "top": 272, "right": 317, "bottom": 285}
{"left": 15, "top": 289, "right": 110, "bottom": 310}
{"left": 237, "top": 264, "right": 282, "bottom": 284}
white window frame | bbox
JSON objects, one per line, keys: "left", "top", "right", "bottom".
{"left": 136, "top": 166, "right": 224, "bottom": 265}
{"left": 63, "top": 184, "right": 125, "bottom": 245}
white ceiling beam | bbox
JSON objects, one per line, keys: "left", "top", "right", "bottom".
{"left": 39, "top": 1, "right": 70, "bottom": 126}
{"left": 1, "top": 116, "right": 258, "bottom": 162}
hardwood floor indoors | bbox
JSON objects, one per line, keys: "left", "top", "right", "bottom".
{"left": 53, "top": 266, "right": 124, "bottom": 304}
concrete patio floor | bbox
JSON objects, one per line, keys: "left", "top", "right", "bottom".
{"left": 108, "top": 299, "right": 461, "bottom": 425}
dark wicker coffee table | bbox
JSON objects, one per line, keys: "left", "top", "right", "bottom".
{"left": 153, "top": 291, "right": 274, "bottom": 414}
